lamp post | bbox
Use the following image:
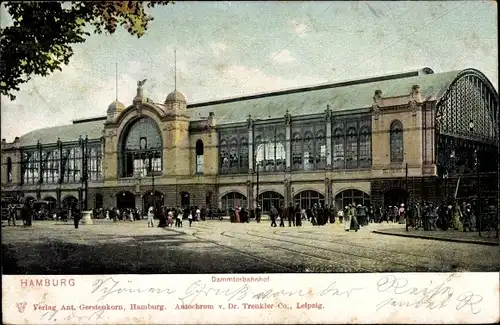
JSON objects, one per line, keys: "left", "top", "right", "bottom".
{"left": 147, "top": 150, "right": 159, "bottom": 211}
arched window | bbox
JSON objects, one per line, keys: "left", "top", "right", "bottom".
{"left": 390, "top": 120, "right": 404, "bottom": 162}
{"left": 220, "top": 139, "right": 229, "bottom": 174}
{"left": 333, "top": 128, "right": 345, "bottom": 169}
{"left": 94, "top": 193, "right": 103, "bottom": 209}
{"left": 359, "top": 126, "right": 371, "bottom": 168}
{"left": 221, "top": 192, "right": 247, "bottom": 211}
{"left": 334, "top": 189, "right": 371, "bottom": 211}
{"left": 120, "top": 117, "right": 162, "bottom": 177}
{"left": 293, "top": 190, "right": 325, "bottom": 209}
{"left": 88, "top": 145, "right": 102, "bottom": 181}
{"left": 239, "top": 136, "right": 249, "bottom": 172}
{"left": 257, "top": 191, "right": 284, "bottom": 213}
{"left": 346, "top": 126, "right": 358, "bottom": 169}
{"left": 315, "top": 130, "right": 326, "bottom": 169}
{"left": 6, "top": 157, "right": 12, "bottom": 183}
{"left": 229, "top": 137, "right": 239, "bottom": 173}
{"left": 303, "top": 132, "right": 314, "bottom": 171}
{"left": 196, "top": 139, "right": 204, "bottom": 174}
{"left": 254, "top": 125, "right": 286, "bottom": 173}
{"left": 291, "top": 133, "right": 302, "bottom": 170}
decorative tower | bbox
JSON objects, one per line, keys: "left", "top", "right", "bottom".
{"left": 163, "top": 50, "right": 191, "bottom": 176}
{"left": 106, "top": 63, "right": 125, "bottom": 122}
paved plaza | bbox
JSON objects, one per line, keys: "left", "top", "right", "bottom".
{"left": 2, "top": 220, "right": 498, "bottom": 274}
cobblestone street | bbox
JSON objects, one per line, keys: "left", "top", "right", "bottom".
{"left": 2, "top": 220, "right": 498, "bottom": 274}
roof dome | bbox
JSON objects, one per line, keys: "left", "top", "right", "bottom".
{"left": 107, "top": 100, "right": 125, "bottom": 114}
{"left": 166, "top": 90, "right": 186, "bottom": 102}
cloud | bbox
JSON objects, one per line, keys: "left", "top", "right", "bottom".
{"left": 210, "top": 42, "right": 228, "bottom": 55}
{"left": 270, "top": 49, "right": 296, "bottom": 64}
{"left": 216, "top": 64, "right": 325, "bottom": 97}
{"left": 290, "top": 19, "right": 308, "bottom": 37}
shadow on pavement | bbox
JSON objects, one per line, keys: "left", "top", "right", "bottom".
{"left": 1, "top": 235, "right": 293, "bottom": 274}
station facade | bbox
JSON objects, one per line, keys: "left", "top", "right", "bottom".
{"left": 1, "top": 67, "right": 498, "bottom": 213}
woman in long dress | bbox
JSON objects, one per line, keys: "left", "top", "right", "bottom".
{"left": 344, "top": 205, "right": 351, "bottom": 231}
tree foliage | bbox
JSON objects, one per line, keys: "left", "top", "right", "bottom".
{"left": 0, "top": 1, "right": 172, "bottom": 100}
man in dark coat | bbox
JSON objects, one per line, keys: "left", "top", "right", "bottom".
{"left": 287, "top": 202, "right": 295, "bottom": 227}
{"left": 73, "top": 209, "right": 80, "bottom": 229}
{"left": 294, "top": 203, "right": 302, "bottom": 227}
{"left": 21, "top": 200, "right": 33, "bottom": 227}
{"left": 255, "top": 205, "right": 262, "bottom": 223}
{"left": 269, "top": 204, "right": 278, "bottom": 227}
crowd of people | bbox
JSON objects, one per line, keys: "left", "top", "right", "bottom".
{"left": 4, "top": 197, "right": 498, "bottom": 235}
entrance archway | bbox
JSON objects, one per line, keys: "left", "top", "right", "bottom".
{"left": 221, "top": 192, "right": 247, "bottom": 211}
{"left": 94, "top": 193, "right": 104, "bottom": 209}
{"left": 334, "top": 189, "right": 370, "bottom": 211}
{"left": 62, "top": 196, "right": 79, "bottom": 210}
{"left": 42, "top": 196, "right": 57, "bottom": 211}
{"left": 293, "top": 190, "right": 325, "bottom": 209}
{"left": 205, "top": 191, "right": 213, "bottom": 209}
{"left": 180, "top": 192, "right": 190, "bottom": 208}
{"left": 258, "top": 191, "right": 284, "bottom": 213}
{"left": 116, "top": 191, "right": 135, "bottom": 210}
{"left": 383, "top": 188, "right": 408, "bottom": 208}
{"left": 142, "top": 191, "right": 164, "bottom": 214}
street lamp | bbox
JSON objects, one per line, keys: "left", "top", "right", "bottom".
{"left": 146, "top": 150, "right": 160, "bottom": 211}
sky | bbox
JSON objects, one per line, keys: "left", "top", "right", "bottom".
{"left": 1, "top": 1, "right": 498, "bottom": 142}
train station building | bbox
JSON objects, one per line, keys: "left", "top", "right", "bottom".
{"left": 1, "top": 67, "right": 498, "bottom": 213}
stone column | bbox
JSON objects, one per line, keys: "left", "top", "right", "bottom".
{"left": 284, "top": 110, "right": 291, "bottom": 171}
{"left": 283, "top": 179, "right": 290, "bottom": 205}
{"left": 325, "top": 105, "right": 332, "bottom": 169}
{"left": 247, "top": 115, "right": 254, "bottom": 173}
{"left": 325, "top": 178, "right": 331, "bottom": 206}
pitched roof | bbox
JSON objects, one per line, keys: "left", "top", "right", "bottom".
{"left": 15, "top": 68, "right": 463, "bottom": 147}
{"left": 188, "top": 69, "right": 461, "bottom": 124}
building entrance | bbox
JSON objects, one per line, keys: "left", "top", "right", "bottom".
{"left": 117, "top": 191, "right": 136, "bottom": 210}
{"left": 383, "top": 188, "right": 408, "bottom": 207}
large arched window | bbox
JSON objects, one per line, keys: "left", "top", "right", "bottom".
{"left": 346, "top": 125, "right": 358, "bottom": 169}
{"left": 258, "top": 191, "right": 284, "bottom": 213}
{"left": 293, "top": 190, "right": 325, "bottom": 209}
{"left": 254, "top": 124, "right": 286, "bottom": 173}
{"left": 359, "top": 126, "right": 371, "bottom": 168}
{"left": 291, "top": 133, "right": 302, "bottom": 170}
{"left": 315, "top": 130, "right": 326, "bottom": 169}
{"left": 291, "top": 123, "right": 326, "bottom": 171}
{"left": 120, "top": 117, "right": 162, "bottom": 177}
{"left": 390, "top": 120, "right": 404, "bottom": 162}
{"left": 221, "top": 192, "right": 247, "bottom": 211}
{"left": 196, "top": 139, "right": 204, "bottom": 174}
{"left": 332, "top": 127, "right": 345, "bottom": 169}
{"left": 6, "top": 157, "right": 12, "bottom": 183}
{"left": 219, "top": 129, "right": 248, "bottom": 175}
{"left": 334, "top": 189, "right": 371, "bottom": 211}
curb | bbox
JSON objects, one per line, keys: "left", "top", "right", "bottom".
{"left": 372, "top": 230, "right": 499, "bottom": 246}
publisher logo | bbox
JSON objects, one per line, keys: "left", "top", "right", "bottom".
{"left": 16, "top": 301, "right": 27, "bottom": 313}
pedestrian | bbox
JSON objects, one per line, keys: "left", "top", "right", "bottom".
{"left": 269, "top": 204, "right": 278, "bottom": 227}
{"left": 147, "top": 207, "right": 154, "bottom": 227}
{"left": 344, "top": 205, "right": 351, "bottom": 232}
{"left": 177, "top": 211, "right": 183, "bottom": 227}
{"left": 188, "top": 212, "right": 193, "bottom": 227}
{"left": 278, "top": 205, "right": 285, "bottom": 227}
{"left": 7, "top": 206, "right": 16, "bottom": 226}
{"left": 256, "top": 205, "right": 262, "bottom": 223}
{"left": 349, "top": 204, "right": 359, "bottom": 232}
{"left": 73, "top": 211, "right": 80, "bottom": 229}
{"left": 287, "top": 202, "right": 295, "bottom": 227}
{"left": 337, "top": 208, "right": 344, "bottom": 224}
{"left": 294, "top": 203, "right": 302, "bottom": 227}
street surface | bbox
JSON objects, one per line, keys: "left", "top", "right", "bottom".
{"left": 2, "top": 220, "right": 498, "bottom": 274}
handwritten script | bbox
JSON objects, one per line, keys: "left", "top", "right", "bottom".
{"left": 375, "top": 275, "right": 483, "bottom": 314}
{"left": 91, "top": 277, "right": 363, "bottom": 305}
